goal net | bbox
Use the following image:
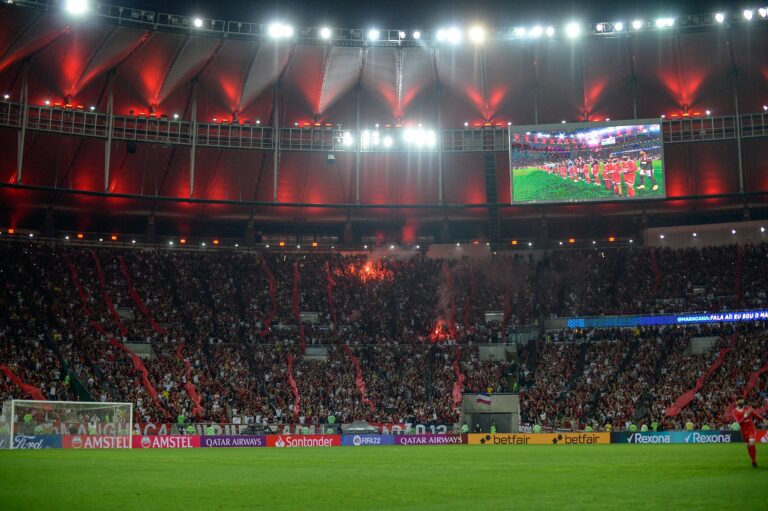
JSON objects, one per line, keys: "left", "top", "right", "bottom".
{"left": 0, "top": 400, "right": 133, "bottom": 449}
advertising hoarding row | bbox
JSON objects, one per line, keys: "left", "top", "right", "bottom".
{"left": 8, "top": 430, "right": 763, "bottom": 449}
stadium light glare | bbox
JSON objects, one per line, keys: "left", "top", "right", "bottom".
{"left": 565, "top": 22, "right": 581, "bottom": 38}
{"left": 706, "top": 109, "right": 711, "bottom": 116}
{"left": 367, "top": 28, "right": 380, "bottom": 41}
{"left": 89, "top": 105, "right": 95, "bottom": 111}
{"left": 632, "top": 19, "right": 643, "bottom": 30}
{"left": 732, "top": 229, "right": 737, "bottom": 234}
{"left": 528, "top": 242, "right": 533, "bottom": 246}
{"left": 596, "top": 23, "right": 605, "bottom": 32}
{"left": 761, "top": 227, "right": 766, "bottom": 233}
{"left": 2, "top": 94, "right": 8, "bottom": 99}
{"left": 413, "top": 31, "right": 422, "bottom": 39}
{"left": 513, "top": 27, "right": 526, "bottom": 37}
{"left": 715, "top": 12, "right": 725, "bottom": 23}
{"left": 398, "top": 31, "right": 406, "bottom": 38}
{"left": 464, "top": 122, "right": 469, "bottom": 127}
{"left": 132, "top": 239, "right": 136, "bottom": 244}
{"left": 659, "top": 234, "right": 665, "bottom": 239}
{"left": 655, "top": 17, "right": 675, "bottom": 28}
{"left": 507, "top": 121, "right": 512, "bottom": 126}
{"left": 529, "top": 25, "right": 543, "bottom": 38}
{"left": 382, "top": 135, "right": 393, "bottom": 148}
{"left": 545, "top": 26, "right": 555, "bottom": 36}
{"left": 759, "top": 8, "right": 768, "bottom": 18}
{"left": 192, "top": 17, "right": 203, "bottom": 28}
{"left": 319, "top": 27, "right": 332, "bottom": 40}
{"left": 743, "top": 9, "right": 754, "bottom": 20}
{"left": 44, "top": 100, "right": 50, "bottom": 106}
{"left": 65, "top": 0, "right": 89, "bottom": 15}
{"left": 65, "top": 235, "right": 70, "bottom": 240}
{"left": 173, "top": 113, "right": 179, "bottom": 119}
{"left": 614, "top": 21, "right": 624, "bottom": 31}
{"left": 692, "top": 232, "right": 697, "bottom": 237}
{"left": 469, "top": 26, "right": 485, "bottom": 43}
{"left": 268, "top": 22, "right": 294, "bottom": 38}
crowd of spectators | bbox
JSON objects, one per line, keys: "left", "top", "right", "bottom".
{"left": 0, "top": 239, "right": 767, "bottom": 431}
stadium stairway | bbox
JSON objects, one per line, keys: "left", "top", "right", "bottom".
{"left": 483, "top": 153, "right": 501, "bottom": 248}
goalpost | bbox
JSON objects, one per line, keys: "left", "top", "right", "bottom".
{"left": 0, "top": 400, "right": 133, "bottom": 449}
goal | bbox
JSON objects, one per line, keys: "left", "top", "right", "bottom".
{"left": 0, "top": 400, "right": 133, "bottom": 449}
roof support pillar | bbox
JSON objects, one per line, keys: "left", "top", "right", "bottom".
{"left": 104, "top": 74, "right": 114, "bottom": 192}
{"left": 355, "top": 86, "right": 361, "bottom": 204}
{"left": 16, "top": 65, "right": 29, "bottom": 184}
{"left": 273, "top": 81, "right": 280, "bottom": 202}
{"left": 436, "top": 87, "right": 443, "bottom": 205}
{"left": 190, "top": 80, "right": 198, "bottom": 198}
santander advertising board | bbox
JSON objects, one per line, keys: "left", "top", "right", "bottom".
{"left": 266, "top": 435, "right": 341, "bottom": 448}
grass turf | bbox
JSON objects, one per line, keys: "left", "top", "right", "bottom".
{"left": 1, "top": 445, "right": 765, "bottom": 510}
{"left": 512, "top": 160, "right": 665, "bottom": 202}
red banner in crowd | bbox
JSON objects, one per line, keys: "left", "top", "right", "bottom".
{"left": 108, "top": 338, "right": 168, "bottom": 418}
{"left": 90, "top": 250, "right": 128, "bottom": 337}
{"left": 117, "top": 256, "right": 167, "bottom": 334}
{"left": 342, "top": 345, "right": 376, "bottom": 411}
{"left": 260, "top": 259, "right": 277, "bottom": 337}
{"left": 452, "top": 348, "right": 465, "bottom": 411}
{"left": 666, "top": 334, "right": 737, "bottom": 416}
{"left": 176, "top": 343, "right": 204, "bottom": 418}
{"left": 0, "top": 364, "right": 47, "bottom": 401}
{"left": 286, "top": 353, "right": 301, "bottom": 419}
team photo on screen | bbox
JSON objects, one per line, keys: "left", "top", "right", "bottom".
{"left": 510, "top": 121, "right": 665, "bottom": 203}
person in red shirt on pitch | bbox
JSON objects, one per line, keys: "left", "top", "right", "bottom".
{"left": 592, "top": 159, "right": 601, "bottom": 186}
{"left": 603, "top": 159, "right": 613, "bottom": 191}
{"left": 609, "top": 157, "right": 622, "bottom": 196}
{"left": 583, "top": 160, "right": 591, "bottom": 183}
{"left": 621, "top": 155, "right": 638, "bottom": 197}
{"left": 732, "top": 398, "right": 765, "bottom": 468}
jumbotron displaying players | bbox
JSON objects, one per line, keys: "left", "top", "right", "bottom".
{"left": 732, "top": 399, "right": 765, "bottom": 468}
{"left": 510, "top": 122, "right": 665, "bottom": 203}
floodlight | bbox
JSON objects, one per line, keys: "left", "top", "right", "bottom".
{"left": 398, "top": 31, "right": 406, "bottom": 38}
{"left": 513, "top": 27, "right": 526, "bottom": 37}
{"left": 759, "top": 7, "right": 768, "bottom": 18}
{"left": 89, "top": 105, "right": 95, "bottom": 111}
{"left": 319, "top": 27, "right": 332, "bottom": 40}
{"left": 545, "top": 26, "right": 555, "bottom": 36}
{"left": 632, "top": 19, "right": 643, "bottom": 30}
{"left": 269, "top": 22, "right": 294, "bottom": 38}
{"left": 614, "top": 21, "right": 624, "bottom": 31}
{"left": 715, "top": 12, "right": 725, "bottom": 23}
{"left": 65, "top": 0, "right": 89, "bottom": 15}
{"left": 413, "top": 31, "right": 421, "bottom": 39}
{"left": 743, "top": 9, "right": 754, "bottom": 20}
{"left": 342, "top": 131, "right": 354, "bottom": 146}
{"left": 173, "top": 113, "right": 179, "bottom": 119}
{"left": 596, "top": 23, "right": 605, "bottom": 32}
{"left": 706, "top": 109, "right": 711, "bottom": 115}
{"left": 656, "top": 17, "right": 675, "bottom": 28}
{"left": 469, "top": 26, "right": 485, "bottom": 43}
{"left": 368, "top": 29, "right": 380, "bottom": 41}
{"left": 565, "top": 22, "right": 581, "bottom": 38}
{"left": 382, "top": 135, "right": 393, "bottom": 148}
{"left": 2, "top": 94, "right": 8, "bottom": 99}
{"left": 192, "top": 17, "right": 203, "bottom": 28}
{"left": 529, "top": 26, "right": 543, "bottom": 38}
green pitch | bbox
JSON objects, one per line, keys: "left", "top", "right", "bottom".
{"left": 513, "top": 160, "right": 665, "bottom": 202}
{"left": 1, "top": 445, "right": 765, "bottom": 510}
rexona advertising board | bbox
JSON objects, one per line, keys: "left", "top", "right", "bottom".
{"left": 393, "top": 434, "right": 466, "bottom": 446}
{"left": 468, "top": 433, "right": 610, "bottom": 445}
{"left": 132, "top": 435, "right": 201, "bottom": 449}
{"left": 266, "top": 435, "right": 341, "bottom": 448}
{"left": 200, "top": 436, "right": 266, "bottom": 448}
{"left": 62, "top": 435, "right": 131, "bottom": 449}
{"left": 612, "top": 430, "right": 742, "bottom": 444}
{"left": 341, "top": 434, "right": 396, "bottom": 447}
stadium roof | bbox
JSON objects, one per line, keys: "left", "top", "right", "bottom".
{"left": 0, "top": 1, "right": 767, "bottom": 238}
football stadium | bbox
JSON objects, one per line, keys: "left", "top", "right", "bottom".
{"left": 1, "top": 0, "right": 768, "bottom": 509}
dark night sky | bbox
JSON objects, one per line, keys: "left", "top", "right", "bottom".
{"left": 119, "top": 0, "right": 734, "bottom": 29}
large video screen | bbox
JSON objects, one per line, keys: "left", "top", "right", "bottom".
{"left": 509, "top": 120, "right": 665, "bottom": 203}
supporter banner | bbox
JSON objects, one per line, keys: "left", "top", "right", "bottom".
{"left": 11, "top": 435, "right": 62, "bottom": 449}
{"left": 132, "top": 435, "right": 200, "bottom": 449}
{"left": 468, "top": 433, "right": 610, "bottom": 445}
{"left": 376, "top": 423, "right": 453, "bottom": 435}
{"left": 393, "top": 434, "right": 466, "bottom": 446}
{"left": 611, "top": 430, "right": 742, "bottom": 444}
{"left": 200, "top": 436, "right": 266, "bottom": 448}
{"left": 341, "top": 434, "right": 396, "bottom": 447}
{"left": 63, "top": 435, "right": 131, "bottom": 449}
{"left": 567, "top": 309, "right": 768, "bottom": 329}
{"left": 267, "top": 435, "right": 341, "bottom": 448}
